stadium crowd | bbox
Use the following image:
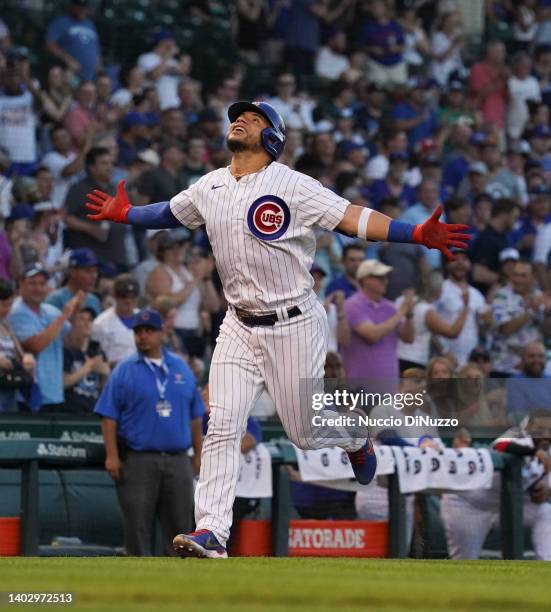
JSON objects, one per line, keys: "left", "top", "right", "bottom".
{"left": 1, "top": 0, "right": 551, "bottom": 558}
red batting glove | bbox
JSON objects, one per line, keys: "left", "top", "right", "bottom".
{"left": 412, "top": 205, "right": 471, "bottom": 260}
{"left": 85, "top": 179, "right": 132, "bottom": 223}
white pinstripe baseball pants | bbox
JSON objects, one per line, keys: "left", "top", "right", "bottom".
{"left": 441, "top": 492, "right": 551, "bottom": 560}
{"left": 194, "top": 295, "right": 365, "bottom": 545}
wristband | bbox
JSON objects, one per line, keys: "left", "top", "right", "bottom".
{"left": 387, "top": 219, "right": 415, "bottom": 243}
{"left": 357, "top": 207, "right": 372, "bottom": 239}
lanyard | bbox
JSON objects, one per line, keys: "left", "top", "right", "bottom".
{"left": 144, "top": 358, "right": 169, "bottom": 401}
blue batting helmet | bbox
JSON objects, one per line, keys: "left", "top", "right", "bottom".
{"left": 227, "top": 101, "right": 286, "bottom": 160}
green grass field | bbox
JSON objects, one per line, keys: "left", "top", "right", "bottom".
{"left": 1, "top": 557, "right": 550, "bottom": 612}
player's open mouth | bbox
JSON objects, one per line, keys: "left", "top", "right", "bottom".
{"left": 232, "top": 126, "right": 246, "bottom": 134}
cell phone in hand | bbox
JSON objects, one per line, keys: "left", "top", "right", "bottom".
{"left": 86, "top": 340, "right": 101, "bottom": 358}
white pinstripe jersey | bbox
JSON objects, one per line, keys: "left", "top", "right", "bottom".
{"left": 170, "top": 162, "right": 349, "bottom": 312}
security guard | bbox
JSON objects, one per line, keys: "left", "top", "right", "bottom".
{"left": 95, "top": 308, "right": 204, "bottom": 556}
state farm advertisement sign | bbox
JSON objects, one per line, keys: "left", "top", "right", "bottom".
{"left": 288, "top": 520, "right": 388, "bottom": 557}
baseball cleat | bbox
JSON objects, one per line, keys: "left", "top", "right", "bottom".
{"left": 173, "top": 530, "right": 228, "bottom": 559}
{"left": 347, "top": 438, "right": 377, "bottom": 485}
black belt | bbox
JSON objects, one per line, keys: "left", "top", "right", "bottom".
{"left": 234, "top": 305, "right": 302, "bottom": 327}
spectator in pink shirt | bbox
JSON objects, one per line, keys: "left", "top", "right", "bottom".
{"left": 469, "top": 41, "right": 508, "bottom": 130}
{"left": 340, "top": 260, "right": 414, "bottom": 395}
{"left": 64, "top": 80, "right": 96, "bottom": 148}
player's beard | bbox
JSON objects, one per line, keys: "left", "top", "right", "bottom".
{"left": 226, "top": 133, "right": 263, "bottom": 154}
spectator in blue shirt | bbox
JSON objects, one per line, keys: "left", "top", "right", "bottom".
{"left": 367, "top": 151, "right": 416, "bottom": 210}
{"left": 324, "top": 243, "right": 364, "bottom": 298}
{"left": 95, "top": 308, "right": 204, "bottom": 556}
{"left": 507, "top": 342, "right": 551, "bottom": 422}
{"left": 392, "top": 77, "right": 439, "bottom": 150}
{"left": 509, "top": 187, "right": 551, "bottom": 259}
{"left": 442, "top": 122, "right": 478, "bottom": 190}
{"left": 45, "top": 0, "right": 101, "bottom": 82}
{"left": 117, "top": 113, "right": 151, "bottom": 169}
{"left": 360, "top": 0, "right": 407, "bottom": 89}
{"left": 400, "top": 179, "right": 443, "bottom": 268}
{"left": 8, "top": 264, "right": 82, "bottom": 411}
{"left": 45, "top": 248, "right": 101, "bottom": 317}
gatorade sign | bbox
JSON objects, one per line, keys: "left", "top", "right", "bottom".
{"left": 288, "top": 520, "right": 388, "bottom": 557}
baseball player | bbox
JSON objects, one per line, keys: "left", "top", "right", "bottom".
{"left": 85, "top": 100, "right": 469, "bottom": 559}
{"left": 440, "top": 411, "right": 551, "bottom": 560}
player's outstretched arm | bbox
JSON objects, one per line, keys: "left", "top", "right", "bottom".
{"left": 337, "top": 204, "right": 471, "bottom": 260}
{"left": 85, "top": 180, "right": 181, "bottom": 229}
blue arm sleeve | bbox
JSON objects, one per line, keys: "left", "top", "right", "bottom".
{"left": 387, "top": 219, "right": 415, "bottom": 243}
{"left": 126, "top": 201, "right": 182, "bottom": 229}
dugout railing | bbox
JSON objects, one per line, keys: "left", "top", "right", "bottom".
{"left": 0, "top": 415, "right": 523, "bottom": 559}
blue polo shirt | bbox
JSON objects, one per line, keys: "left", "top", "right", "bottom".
{"left": 324, "top": 275, "right": 357, "bottom": 299}
{"left": 442, "top": 154, "right": 470, "bottom": 190}
{"left": 392, "top": 102, "right": 439, "bottom": 150}
{"left": 94, "top": 350, "right": 205, "bottom": 452}
{"left": 367, "top": 179, "right": 417, "bottom": 210}
{"left": 46, "top": 15, "right": 100, "bottom": 81}
{"left": 8, "top": 298, "right": 70, "bottom": 405}
{"left": 360, "top": 19, "right": 405, "bottom": 66}
{"left": 509, "top": 215, "right": 551, "bottom": 259}
{"left": 45, "top": 287, "right": 101, "bottom": 317}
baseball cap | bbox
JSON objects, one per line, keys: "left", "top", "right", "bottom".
{"left": 469, "top": 161, "right": 488, "bottom": 175}
{"left": 146, "top": 228, "right": 167, "bottom": 240}
{"left": 529, "top": 125, "right": 551, "bottom": 139}
{"left": 151, "top": 28, "right": 174, "bottom": 46}
{"left": 448, "top": 79, "right": 465, "bottom": 91}
{"left": 339, "top": 140, "right": 363, "bottom": 157}
{"left": 335, "top": 108, "right": 354, "bottom": 120}
{"left": 313, "top": 120, "right": 334, "bottom": 134}
{"left": 136, "top": 149, "right": 160, "bottom": 166}
{"left": 542, "top": 157, "right": 551, "bottom": 172}
{"left": 7, "top": 203, "right": 34, "bottom": 222}
{"left": 529, "top": 185, "right": 551, "bottom": 198}
{"left": 357, "top": 259, "right": 393, "bottom": 280}
{"left": 407, "top": 77, "right": 429, "bottom": 90}
{"left": 455, "top": 115, "right": 474, "bottom": 128}
{"left": 507, "top": 140, "right": 531, "bottom": 156}
{"left": 98, "top": 261, "right": 119, "bottom": 279}
{"left": 499, "top": 247, "right": 520, "bottom": 263}
{"left": 21, "top": 263, "right": 49, "bottom": 281}
{"left": 420, "top": 154, "right": 440, "bottom": 167}
{"left": 131, "top": 308, "right": 163, "bottom": 331}
{"left": 389, "top": 151, "right": 409, "bottom": 163}
{"left": 420, "top": 138, "right": 437, "bottom": 154}
{"left": 469, "top": 131, "right": 487, "bottom": 146}
{"left": 123, "top": 112, "right": 149, "bottom": 128}
{"left": 69, "top": 248, "right": 98, "bottom": 269}
{"left": 114, "top": 275, "right": 140, "bottom": 298}
{"left": 310, "top": 263, "right": 327, "bottom": 277}
{"left": 469, "top": 347, "right": 490, "bottom": 362}
{"left": 6, "top": 46, "right": 30, "bottom": 62}
{"left": 156, "top": 232, "right": 180, "bottom": 252}
{"left": 366, "top": 81, "right": 385, "bottom": 93}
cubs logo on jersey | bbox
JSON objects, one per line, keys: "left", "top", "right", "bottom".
{"left": 247, "top": 195, "right": 290, "bottom": 241}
